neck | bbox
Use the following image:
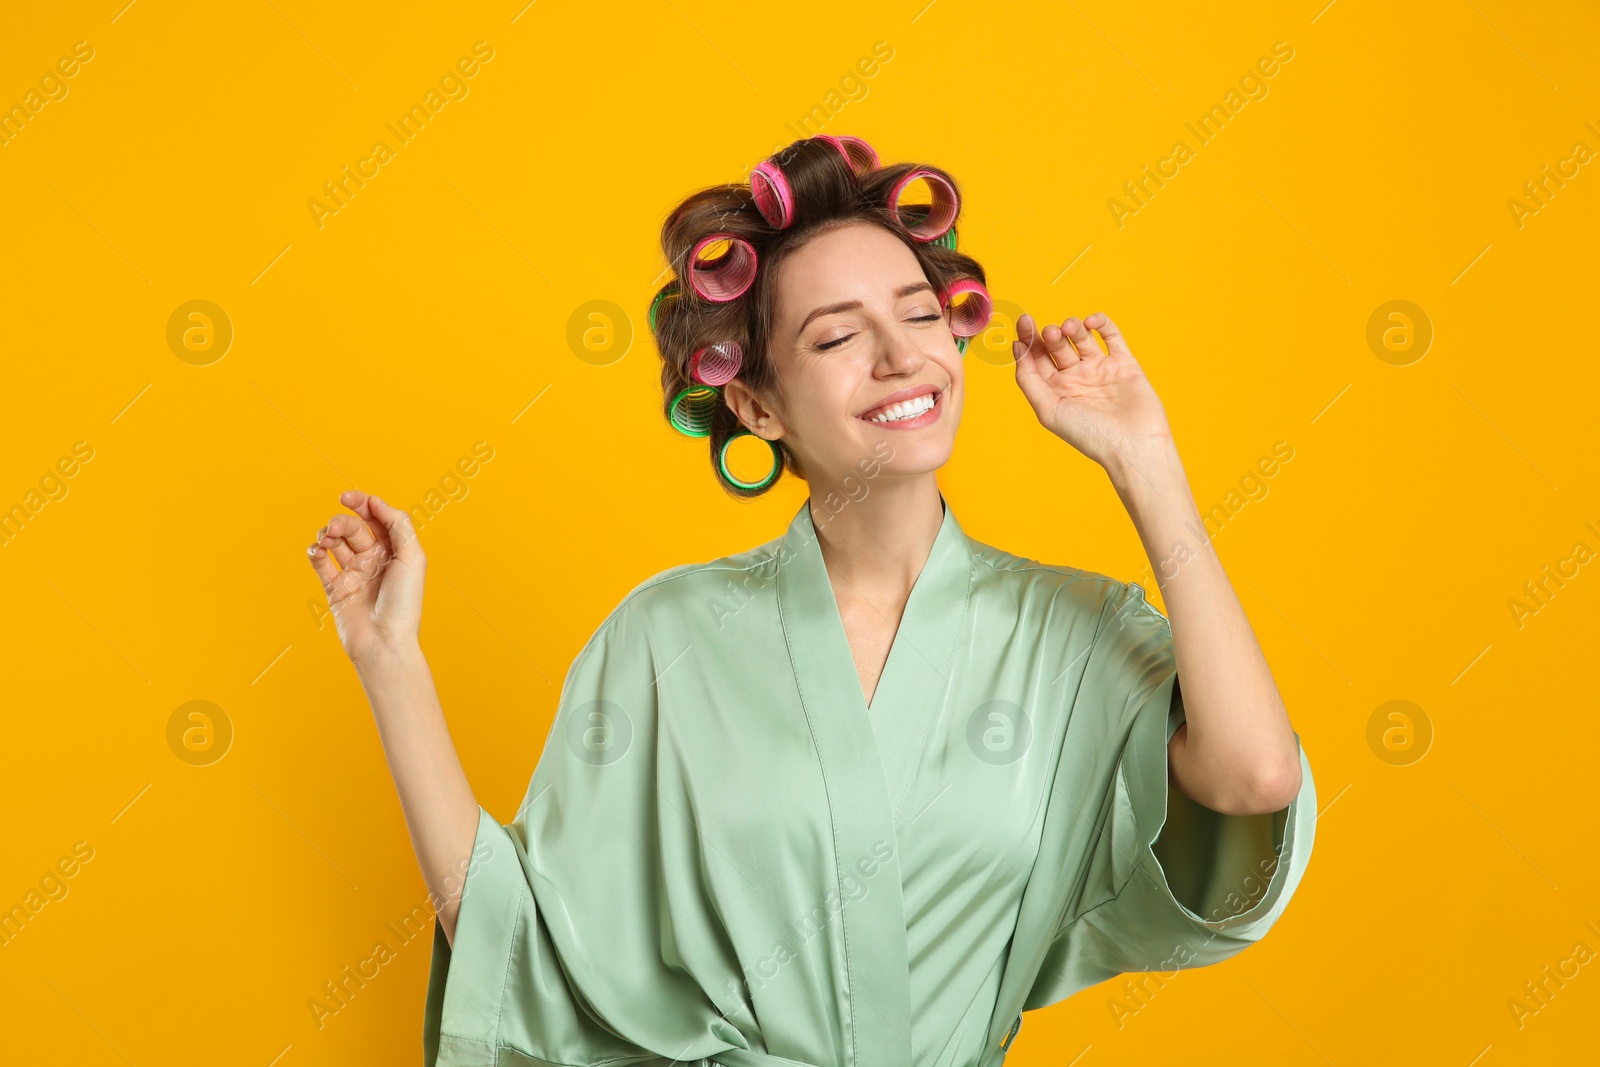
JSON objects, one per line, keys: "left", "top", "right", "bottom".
{"left": 806, "top": 473, "right": 944, "bottom": 599}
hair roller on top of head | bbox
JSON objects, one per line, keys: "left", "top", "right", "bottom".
{"left": 941, "top": 279, "right": 993, "bottom": 338}
{"left": 750, "top": 161, "right": 796, "bottom": 229}
{"left": 687, "top": 233, "right": 758, "bottom": 301}
{"left": 888, "top": 169, "right": 959, "bottom": 242}
{"left": 752, "top": 135, "right": 880, "bottom": 229}
{"left": 816, "top": 134, "right": 879, "bottom": 175}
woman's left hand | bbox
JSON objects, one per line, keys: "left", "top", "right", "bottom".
{"left": 1011, "top": 312, "right": 1174, "bottom": 476}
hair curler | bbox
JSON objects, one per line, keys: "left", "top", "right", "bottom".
{"left": 687, "top": 234, "right": 758, "bottom": 302}
{"left": 751, "top": 161, "right": 795, "bottom": 229}
{"left": 942, "top": 279, "right": 993, "bottom": 338}
{"left": 752, "top": 136, "right": 880, "bottom": 230}
{"left": 690, "top": 341, "right": 743, "bottom": 386}
{"left": 648, "top": 284, "right": 679, "bottom": 333}
{"left": 816, "top": 134, "right": 879, "bottom": 175}
{"left": 888, "top": 169, "right": 959, "bottom": 242}
{"left": 668, "top": 384, "right": 722, "bottom": 437}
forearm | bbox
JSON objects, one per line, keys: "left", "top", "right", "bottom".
{"left": 354, "top": 643, "right": 482, "bottom": 947}
{"left": 1106, "top": 439, "right": 1302, "bottom": 816}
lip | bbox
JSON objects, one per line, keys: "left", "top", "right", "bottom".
{"left": 856, "top": 383, "right": 941, "bottom": 420}
{"left": 857, "top": 387, "right": 945, "bottom": 430}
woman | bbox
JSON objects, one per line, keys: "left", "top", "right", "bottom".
{"left": 306, "top": 135, "right": 1315, "bottom": 1067}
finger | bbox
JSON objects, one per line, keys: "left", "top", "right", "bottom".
{"left": 1018, "top": 313, "right": 1072, "bottom": 371}
{"left": 1014, "top": 322, "right": 1064, "bottom": 377}
{"left": 324, "top": 511, "right": 390, "bottom": 585}
{"left": 1062, "top": 317, "right": 1104, "bottom": 361}
{"left": 339, "top": 489, "right": 394, "bottom": 553}
{"left": 321, "top": 522, "right": 358, "bottom": 570}
{"left": 336, "top": 490, "right": 397, "bottom": 584}
{"left": 329, "top": 511, "right": 378, "bottom": 556}
{"left": 1013, "top": 336, "right": 1062, "bottom": 415}
{"left": 1084, "top": 312, "right": 1133, "bottom": 358}
{"left": 1016, "top": 313, "right": 1038, "bottom": 356}
{"left": 307, "top": 539, "right": 341, "bottom": 588}
{"left": 1041, "top": 321, "right": 1082, "bottom": 369}
{"left": 366, "top": 494, "right": 424, "bottom": 565}
{"left": 327, "top": 512, "right": 391, "bottom": 584}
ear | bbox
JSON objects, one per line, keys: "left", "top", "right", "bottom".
{"left": 721, "top": 378, "right": 787, "bottom": 441}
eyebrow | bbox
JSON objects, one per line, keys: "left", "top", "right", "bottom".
{"left": 797, "top": 281, "right": 937, "bottom": 333}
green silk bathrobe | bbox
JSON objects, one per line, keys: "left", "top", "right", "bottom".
{"left": 423, "top": 493, "right": 1317, "bottom": 1067}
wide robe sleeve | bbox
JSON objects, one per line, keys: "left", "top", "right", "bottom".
{"left": 1023, "top": 579, "right": 1317, "bottom": 1011}
{"left": 421, "top": 593, "right": 749, "bottom": 1067}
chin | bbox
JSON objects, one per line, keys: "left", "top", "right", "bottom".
{"left": 849, "top": 432, "right": 955, "bottom": 474}
{"left": 896, "top": 441, "right": 956, "bottom": 473}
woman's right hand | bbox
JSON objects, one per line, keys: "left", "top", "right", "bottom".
{"left": 306, "top": 490, "right": 426, "bottom": 668}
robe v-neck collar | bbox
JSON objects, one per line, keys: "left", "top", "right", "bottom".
{"left": 774, "top": 491, "right": 975, "bottom": 1067}
{"left": 776, "top": 491, "right": 973, "bottom": 716}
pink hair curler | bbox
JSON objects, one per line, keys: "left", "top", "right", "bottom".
{"left": 750, "top": 161, "right": 795, "bottom": 228}
{"left": 752, "top": 136, "right": 879, "bottom": 230}
{"left": 942, "top": 280, "right": 992, "bottom": 338}
{"left": 687, "top": 234, "right": 758, "bottom": 302}
{"left": 816, "top": 134, "right": 879, "bottom": 175}
{"left": 888, "top": 169, "right": 959, "bottom": 242}
{"left": 690, "top": 341, "right": 744, "bottom": 386}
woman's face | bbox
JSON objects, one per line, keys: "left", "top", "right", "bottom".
{"left": 733, "top": 220, "right": 964, "bottom": 488}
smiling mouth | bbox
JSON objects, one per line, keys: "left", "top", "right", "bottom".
{"left": 858, "top": 389, "right": 943, "bottom": 424}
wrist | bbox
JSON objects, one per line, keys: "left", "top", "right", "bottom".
{"left": 1105, "top": 435, "right": 1182, "bottom": 501}
{"left": 353, "top": 639, "right": 426, "bottom": 680}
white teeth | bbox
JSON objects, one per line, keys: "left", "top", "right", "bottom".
{"left": 865, "top": 393, "right": 936, "bottom": 423}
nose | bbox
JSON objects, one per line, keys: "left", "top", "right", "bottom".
{"left": 874, "top": 321, "right": 924, "bottom": 376}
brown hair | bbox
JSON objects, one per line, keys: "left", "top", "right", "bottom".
{"left": 648, "top": 136, "right": 988, "bottom": 498}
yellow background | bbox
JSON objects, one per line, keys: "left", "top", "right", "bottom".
{"left": 2, "top": 0, "right": 1597, "bottom": 1063}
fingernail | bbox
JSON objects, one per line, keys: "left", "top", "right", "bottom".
{"left": 371, "top": 495, "right": 384, "bottom": 507}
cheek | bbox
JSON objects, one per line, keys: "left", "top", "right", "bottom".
{"left": 939, "top": 353, "right": 966, "bottom": 396}
{"left": 938, "top": 387, "right": 963, "bottom": 429}
{"left": 784, "top": 369, "right": 858, "bottom": 432}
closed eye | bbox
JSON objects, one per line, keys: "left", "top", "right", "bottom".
{"left": 815, "top": 313, "right": 944, "bottom": 351}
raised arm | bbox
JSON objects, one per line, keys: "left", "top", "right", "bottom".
{"left": 1012, "top": 311, "right": 1302, "bottom": 816}
{"left": 307, "top": 490, "right": 481, "bottom": 946}
{"left": 1103, "top": 435, "right": 1301, "bottom": 815}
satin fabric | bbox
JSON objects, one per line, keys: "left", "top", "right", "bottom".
{"left": 423, "top": 492, "right": 1317, "bottom": 1067}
